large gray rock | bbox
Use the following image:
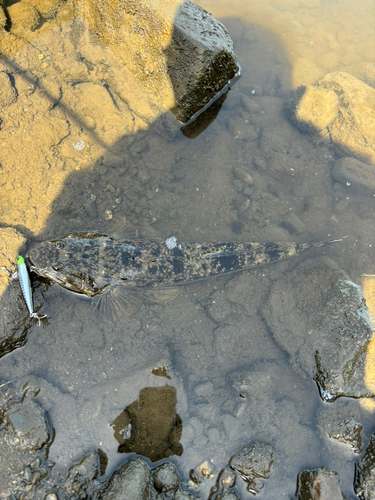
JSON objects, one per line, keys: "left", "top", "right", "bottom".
{"left": 80, "top": 0, "right": 240, "bottom": 123}
{"left": 286, "top": 72, "right": 375, "bottom": 165}
{"left": 296, "top": 468, "right": 346, "bottom": 500}
{"left": 262, "top": 257, "right": 374, "bottom": 401}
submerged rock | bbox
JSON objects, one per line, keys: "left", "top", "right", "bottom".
{"left": 101, "top": 458, "right": 154, "bottom": 499}
{"left": 296, "top": 468, "right": 346, "bottom": 500}
{"left": 0, "top": 72, "right": 17, "bottom": 108}
{"left": 229, "top": 443, "right": 274, "bottom": 495}
{"left": 286, "top": 72, "right": 375, "bottom": 165}
{"left": 81, "top": 0, "right": 240, "bottom": 123}
{"left": 152, "top": 462, "right": 181, "bottom": 492}
{"left": 355, "top": 434, "right": 375, "bottom": 499}
{"left": 0, "top": 384, "right": 51, "bottom": 498}
{"left": 262, "top": 257, "right": 374, "bottom": 401}
{"left": 326, "top": 418, "right": 362, "bottom": 454}
{"left": 6, "top": 399, "right": 49, "bottom": 451}
{"left": 333, "top": 157, "right": 375, "bottom": 192}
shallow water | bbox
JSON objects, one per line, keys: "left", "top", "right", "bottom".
{"left": 1, "top": 0, "right": 375, "bottom": 497}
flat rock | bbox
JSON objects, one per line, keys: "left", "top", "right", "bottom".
{"left": 262, "top": 257, "right": 374, "bottom": 401}
{"left": 286, "top": 72, "right": 375, "bottom": 165}
{"left": 333, "top": 157, "right": 375, "bottom": 192}
{"left": 296, "top": 468, "right": 346, "bottom": 500}
{"left": 81, "top": 0, "right": 240, "bottom": 123}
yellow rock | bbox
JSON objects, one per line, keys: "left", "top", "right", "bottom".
{"left": 8, "top": 2, "right": 40, "bottom": 34}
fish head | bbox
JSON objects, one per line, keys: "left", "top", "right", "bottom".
{"left": 27, "top": 232, "right": 104, "bottom": 295}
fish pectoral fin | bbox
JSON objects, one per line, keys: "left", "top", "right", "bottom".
{"left": 109, "top": 221, "right": 163, "bottom": 242}
{"left": 92, "top": 285, "right": 142, "bottom": 322}
{"left": 143, "top": 286, "right": 182, "bottom": 304}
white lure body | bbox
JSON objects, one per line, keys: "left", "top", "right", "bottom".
{"left": 17, "top": 255, "right": 46, "bottom": 326}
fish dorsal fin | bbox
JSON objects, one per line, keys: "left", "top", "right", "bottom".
{"left": 143, "top": 286, "right": 182, "bottom": 304}
{"left": 92, "top": 285, "right": 142, "bottom": 322}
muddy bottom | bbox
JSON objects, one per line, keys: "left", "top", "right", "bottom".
{"left": 1, "top": 0, "right": 375, "bottom": 498}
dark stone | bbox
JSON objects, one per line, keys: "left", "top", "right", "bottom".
{"left": 229, "top": 443, "right": 274, "bottom": 494}
{"left": 355, "top": 433, "right": 375, "bottom": 499}
{"left": 153, "top": 462, "right": 181, "bottom": 492}
{"left": 296, "top": 468, "right": 346, "bottom": 499}
{"left": 0, "top": 279, "right": 33, "bottom": 358}
{"left": 6, "top": 399, "right": 49, "bottom": 451}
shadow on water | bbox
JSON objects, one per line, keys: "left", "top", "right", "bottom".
{"left": 0, "top": 4, "right": 364, "bottom": 498}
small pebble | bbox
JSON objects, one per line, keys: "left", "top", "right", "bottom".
{"left": 24, "top": 466, "right": 32, "bottom": 481}
{"left": 233, "top": 167, "right": 253, "bottom": 186}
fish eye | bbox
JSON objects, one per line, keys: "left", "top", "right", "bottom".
{"left": 52, "top": 262, "right": 63, "bottom": 272}
{"left": 55, "top": 241, "right": 65, "bottom": 249}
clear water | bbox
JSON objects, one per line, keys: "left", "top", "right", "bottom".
{"left": 0, "top": 0, "right": 375, "bottom": 498}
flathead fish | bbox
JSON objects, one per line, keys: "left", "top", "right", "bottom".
{"left": 27, "top": 231, "right": 342, "bottom": 322}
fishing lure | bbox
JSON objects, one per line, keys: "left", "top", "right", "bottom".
{"left": 17, "top": 255, "right": 46, "bottom": 326}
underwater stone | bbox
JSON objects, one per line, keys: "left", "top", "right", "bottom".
{"left": 230, "top": 443, "right": 274, "bottom": 494}
{"left": 8, "top": 2, "right": 40, "bottom": 34}
{"left": 296, "top": 468, "right": 346, "bottom": 500}
{"left": 101, "top": 458, "right": 154, "bottom": 499}
{"left": 263, "top": 257, "right": 374, "bottom": 401}
{"left": 355, "top": 433, "right": 375, "bottom": 499}
{"left": 6, "top": 399, "right": 49, "bottom": 451}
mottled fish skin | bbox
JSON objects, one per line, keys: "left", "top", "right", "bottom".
{"left": 27, "top": 231, "right": 334, "bottom": 297}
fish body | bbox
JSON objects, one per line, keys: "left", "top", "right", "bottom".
{"left": 27, "top": 231, "right": 340, "bottom": 322}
